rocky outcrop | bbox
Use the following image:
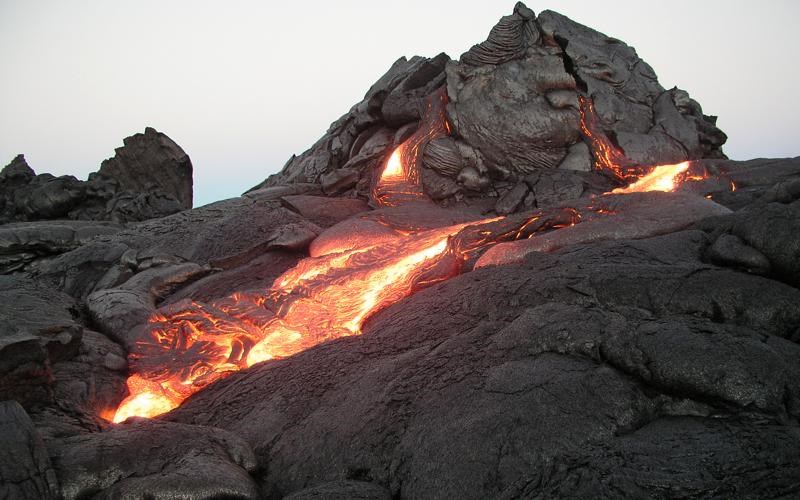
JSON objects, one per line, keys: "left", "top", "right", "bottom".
{"left": 0, "top": 128, "right": 192, "bottom": 224}
{"left": 0, "top": 4, "right": 797, "bottom": 500}
{"left": 96, "top": 126, "right": 193, "bottom": 209}
{"left": 250, "top": 3, "right": 726, "bottom": 212}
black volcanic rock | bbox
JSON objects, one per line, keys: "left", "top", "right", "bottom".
{"left": 248, "top": 54, "right": 451, "bottom": 191}
{"left": 0, "top": 154, "right": 35, "bottom": 180}
{"left": 27, "top": 195, "right": 317, "bottom": 300}
{"left": 0, "top": 275, "right": 84, "bottom": 409}
{"left": 0, "top": 4, "right": 798, "bottom": 500}
{"left": 0, "top": 128, "right": 192, "bottom": 224}
{"left": 0, "top": 220, "right": 122, "bottom": 274}
{"left": 0, "top": 401, "right": 59, "bottom": 499}
{"left": 251, "top": 3, "right": 726, "bottom": 212}
{"left": 167, "top": 228, "right": 800, "bottom": 498}
{"left": 95, "top": 126, "right": 193, "bottom": 209}
{"left": 48, "top": 418, "right": 260, "bottom": 499}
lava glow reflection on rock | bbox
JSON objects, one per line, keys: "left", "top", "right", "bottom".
{"left": 112, "top": 91, "right": 715, "bottom": 423}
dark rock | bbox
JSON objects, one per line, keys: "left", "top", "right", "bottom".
{"left": 0, "top": 220, "right": 122, "bottom": 274}
{"left": 537, "top": 10, "right": 726, "bottom": 164}
{"left": 0, "top": 401, "right": 59, "bottom": 499}
{"left": 478, "top": 191, "right": 731, "bottom": 267}
{"left": 1, "top": 128, "right": 193, "bottom": 224}
{"left": 761, "top": 177, "right": 800, "bottom": 204}
{"left": 341, "top": 127, "right": 395, "bottom": 175}
{"left": 247, "top": 55, "right": 447, "bottom": 189}
{"left": 557, "top": 141, "right": 591, "bottom": 171}
{"left": 524, "top": 169, "right": 585, "bottom": 207}
{"left": 168, "top": 231, "right": 800, "bottom": 498}
{"left": 422, "top": 137, "right": 463, "bottom": 178}
{"left": 208, "top": 219, "right": 321, "bottom": 270}
{"left": 34, "top": 330, "right": 127, "bottom": 440}
{"left": 243, "top": 183, "right": 321, "bottom": 201}
{"left": 250, "top": 4, "right": 726, "bottom": 208}
{"left": 30, "top": 196, "right": 314, "bottom": 299}
{"left": 460, "top": 2, "right": 538, "bottom": 66}
{"left": 49, "top": 418, "right": 259, "bottom": 500}
{"left": 421, "top": 167, "right": 461, "bottom": 201}
{"left": 86, "top": 262, "right": 212, "bottom": 349}
{"left": 321, "top": 168, "right": 360, "bottom": 195}
{"left": 163, "top": 250, "right": 302, "bottom": 304}
{"left": 95, "top": 126, "right": 193, "bottom": 209}
{"left": 527, "top": 417, "right": 800, "bottom": 498}
{"left": 689, "top": 157, "right": 800, "bottom": 210}
{"left": 284, "top": 480, "right": 392, "bottom": 500}
{"left": 708, "top": 233, "right": 771, "bottom": 274}
{"left": 281, "top": 195, "right": 369, "bottom": 228}
{"left": 447, "top": 47, "right": 579, "bottom": 176}
{"left": 456, "top": 165, "right": 490, "bottom": 192}
{"left": 0, "top": 275, "right": 83, "bottom": 409}
{"left": 2, "top": 5, "right": 797, "bottom": 499}
{"left": 308, "top": 200, "right": 484, "bottom": 258}
{"left": 696, "top": 201, "right": 800, "bottom": 287}
{"left": 0, "top": 154, "right": 35, "bottom": 181}
{"left": 494, "top": 182, "right": 529, "bottom": 214}
{"left": 381, "top": 53, "right": 449, "bottom": 127}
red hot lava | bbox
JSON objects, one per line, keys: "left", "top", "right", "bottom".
{"left": 112, "top": 91, "right": 714, "bottom": 422}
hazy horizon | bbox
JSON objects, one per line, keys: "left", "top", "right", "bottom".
{"left": 2, "top": 1, "right": 798, "bottom": 207}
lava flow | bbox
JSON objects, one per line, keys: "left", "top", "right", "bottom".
{"left": 112, "top": 88, "right": 565, "bottom": 422}
{"left": 578, "top": 95, "right": 711, "bottom": 193}
{"left": 112, "top": 91, "right": 715, "bottom": 422}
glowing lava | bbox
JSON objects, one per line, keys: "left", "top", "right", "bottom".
{"left": 112, "top": 91, "right": 719, "bottom": 423}
{"left": 381, "top": 147, "right": 404, "bottom": 181}
{"left": 579, "top": 95, "right": 638, "bottom": 183}
{"left": 579, "top": 95, "right": 710, "bottom": 194}
{"left": 112, "top": 88, "right": 508, "bottom": 422}
{"left": 611, "top": 161, "right": 691, "bottom": 194}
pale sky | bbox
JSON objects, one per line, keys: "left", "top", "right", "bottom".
{"left": 1, "top": 1, "right": 798, "bottom": 207}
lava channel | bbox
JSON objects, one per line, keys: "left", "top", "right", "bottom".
{"left": 112, "top": 91, "right": 721, "bottom": 422}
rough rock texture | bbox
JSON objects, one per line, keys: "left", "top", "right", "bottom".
{"left": 0, "top": 220, "right": 122, "bottom": 274}
{"left": 48, "top": 418, "right": 260, "bottom": 499}
{"left": 96, "top": 126, "right": 193, "bottom": 209}
{"left": 476, "top": 191, "right": 732, "bottom": 267}
{"left": 251, "top": 3, "right": 726, "bottom": 211}
{"left": 165, "top": 227, "right": 800, "bottom": 498}
{"left": 0, "top": 275, "right": 83, "bottom": 409}
{"left": 27, "top": 195, "right": 319, "bottom": 300}
{"left": 86, "top": 262, "right": 213, "bottom": 349}
{"left": 0, "top": 401, "right": 60, "bottom": 499}
{"left": 1, "top": 127, "right": 192, "bottom": 224}
{"left": 284, "top": 480, "right": 392, "bottom": 500}
{"left": 0, "top": 4, "right": 798, "bottom": 500}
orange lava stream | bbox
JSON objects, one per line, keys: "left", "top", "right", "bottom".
{"left": 578, "top": 94, "right": 710, "bottom": 192}
{"left": 112, "top": 92, "right": 714, "bottom": 423}
{"left": 578, "top": 95, "right": 638, "bottom": 182}
{"left": 113, "top": 87, "right": 478, "bottom": 423}
{"left": 611, "top": 161, "right": 691, "bottom": 194}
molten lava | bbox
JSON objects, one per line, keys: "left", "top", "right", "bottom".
{"left": 611, "top": 161, "right": 691, "bottom": 194}
{"left": 112, "top": 87, "right": 537, "bottom": 422}
{"left": 112, "top": 92, "right": 721, "bottom": 423}
{"left": 579, "top": 95, "right": 638, "bottom": 183}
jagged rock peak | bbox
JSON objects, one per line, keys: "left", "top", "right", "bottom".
{"left": 0, "top": 129, "right": 194, "bottom": 224}
{"left": 97, "top": 127, "right": 193, "bottom": 209}
{"left": 0, "top": 154, "right": 35, "bottom": 180}
{"left": 460, "top": 2, "right": 539, "bottom": 66}
{"left": 250, "top": 3, "right": 727, "bottom": 212}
